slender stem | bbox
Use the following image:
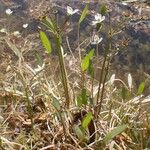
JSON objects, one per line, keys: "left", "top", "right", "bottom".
{"left": 96, "top": 43, "right": 99, "bottom": 56}
{"left": 97, "top": 56, "right": 110, "bottom": 114}
{"left": 91, "top": 72, "right": 94, "bottom": 100}
{"left": 81, "top": 71, "right": 85, "bottom": 87}
{"left": 24, "top": 86, "right": 33, "bottom": 129}
{"left": 97, "top": 32, "right": 112, "bottom": 113}
{"left": 96, "top": 51, "right": 107, "bottom": 104}
{"left": 95, "top": 13, "right": 112, "bottom": 117}
{"left": 78, "top": 24, "right": 81, "bottom": 61}
{"left": 94, "top": 52, "right": 107, "bottom": 117}
{"left": 60, "top": 16, "right": 70, "bottom": 33}
{"left": 55, "top": 35, "right": 70, "bottom": 108}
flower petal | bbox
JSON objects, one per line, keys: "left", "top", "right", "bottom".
{"left": 72, "top": 9, "right": 79, "bottom": 14}
{"left": 23, "top": 23, "right": 28, "bottom": 28}
{"left": 5, "top": 9, "right": 13, "bottom": 15}
{"left": 95, "top": 13, "right": 102, "bottom": 20}
{"left": 90, "top": 35, "right": 103, "bottom": 45}
{"left": 67, "top": 6, "right": 78, "bottom": 15}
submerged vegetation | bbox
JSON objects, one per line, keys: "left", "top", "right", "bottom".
{"left": 0, "top": 1, "right": 150, "bottom": 149}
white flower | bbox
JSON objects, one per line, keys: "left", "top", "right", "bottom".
{"left": 22, "top": 23, "right": 28, "bottom": 28}
{"left": 128, "top": 73, "right": 133, "bottom": 90}
{"left": 0, "top": 28, "right": 7, "bottom": 33}
{"left": 5, "top": 8, "right": 13, "bottom": 15}
{"left": 67, "top": 6, "right": 79, "bottom": 16}
{"left": 109, "top": 74, "right": 116, "bottom": 85}
{"left": 92, "top": 13, "right": 105, "bottom": 25}
{"left": 90, "top": 35, "right": 103, "bottom": 45}
{"left": 34, "top": 63, "right": 45, "bottom": 73}
{"left": 13, "top": 31, "right": 20, "bottom": 37}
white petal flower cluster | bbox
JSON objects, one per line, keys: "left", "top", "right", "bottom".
{"left": 0, "top": 28, "right": 7, "bottom": 33}
{"left": 67, "top": 6, "right": 79, "bottom": 16}
{"left": 22, "top": 24, "right": 28, "bottom": 28}
{"left": 92, "top": 13, "right": 105, "bottom": 25}
{"left": 5, "top": 9, "right": 13, "bottom": 15}
{"left": 90, "top": 34, "right": 103, "bottom": 45}
{"left": 13, "top": 31, "right": 20, "bottom": 37}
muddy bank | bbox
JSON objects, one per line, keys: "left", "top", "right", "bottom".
{"left": 0, "top": 0, "right": 150, "bottom": 88}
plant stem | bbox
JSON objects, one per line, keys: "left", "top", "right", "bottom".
{"left": 97, "top": 55, "right": 110, "bottom": 114}
{"left": 95, "top": 50, "right": 107, "bottom": 117}
{"left": 78, "top": 24, "right": 81, "bottom": 61}
{"left": 95, "top": 15, "right": 112, "bottom": 117}
{"left": 24, "top": 86, "right": 33, "bottom": 129}
{"left": 55, "top": 35, "right": 70, "bottom": 108}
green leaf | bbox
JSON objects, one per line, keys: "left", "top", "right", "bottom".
{"left": 81, "top": 49, "right": 94, "bottom": 71}
{"left": 88, "top": 59, "right": 94, "bottom": 78}
{"left": 99, "top": 4, "right": 107, "bottom": 16}
{"left": 34, "top": 51, "right": 43, "bottom": 67}
{"left": 82, "top": 112, "right": 93, "bottom": 129}
{"left": 77, "top": 96, "right": 82, "bottom": 107}
{"left": 96, "top": 23, "right": 102, "bottom": 32}
{"left": 41, "top": 17, "right": 55, "bottom": 32}
{"left": 137, "top": 82, "right": 145, "bottom": 95}
{"left": 73, "top": 125, "right": 86, "bottom": 141}
{"left": 104, "top": 124, "right": 127, "bottom": 144}
{"left": 40, "top": 31, "right": 52, "bottom": 54}
{"left": 121, "top": 87, "right": 129, "bottom": 100}
{"left": 81, "top": 88, "right": 88, "bottom": 105}
{"left": 52, "top": 98, "right": 61, "bottom": 111}
{"left": 79, "top": 5, "right": 88, "bottom": 24}
{"left": 77, "top": 88, "right": 88, "bottom": 107}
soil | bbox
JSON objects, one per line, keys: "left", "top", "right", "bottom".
{"left": 0, "top": 0, "right": 150, "bottom": 92}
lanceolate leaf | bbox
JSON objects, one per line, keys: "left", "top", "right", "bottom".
{"left": 99, "top": 4, "right": 107, "bottom": 16}
{"left": 82, "top": 112, "right": 93, "bottom": 129}
{"left": 52, "top": 98, "right": 61, "bottom": 111}
{"left": 73, "top": 125, "right": 86, "bottom": 141}
{"left": 77, "top": 88, "right": 88, "bottom": 107}
{"left": 81, "top": 88, "right": 88, "bottom": 105}
{"left": 104, "top": 124, "right": 127, "bottom": 144}
{"left": 79, "top": 5, "right": 88, "bottom": 24}
{"left": 42, "top": 17, "right": 55, "bottom": 32}
{"left": 40, "top": 31, "right": 52, "bottom": 54}
{"left": 88, "top": 60, "right": 94, "bottom": 78}
{"left": 81, "top": 49, "right": 94, "bottom": 71}
{"left": 121, "top": 87, "right": 129, "bottom": 100}
{"left": 137, "top": 82, "right": 145, "bottom": 95}
{"left": 34, "top": 51, "right": 43, "bottom": 67}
